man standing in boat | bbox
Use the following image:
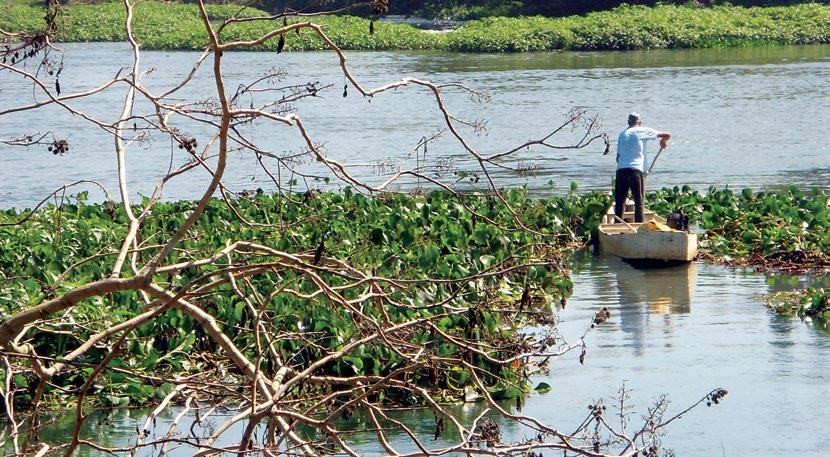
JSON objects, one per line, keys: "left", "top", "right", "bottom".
{"left": 615, "top": 112, "right": 671, "bottom": 223}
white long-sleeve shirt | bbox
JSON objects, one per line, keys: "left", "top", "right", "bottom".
{"left": 617, "top": 126, "right": 659, "bottom": 173}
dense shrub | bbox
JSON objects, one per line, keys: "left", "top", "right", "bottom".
{"left": 2, "top": 1, "right": 829, "bottom": 51}
{"left": 257, "top": 1, "right": 830, "bottom": 19}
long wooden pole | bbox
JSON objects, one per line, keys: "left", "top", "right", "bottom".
{"left": 648, "top": 146, "right": 665, "bottom": 173}
{"left": 612, "top": 213, "right": 637, "bottom": 232}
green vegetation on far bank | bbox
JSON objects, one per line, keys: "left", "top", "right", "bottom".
{"left": 2, "top": 1, "right": 829, "bottom": 52}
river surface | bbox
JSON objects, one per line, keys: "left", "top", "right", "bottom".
{"left": 2, "top": 44, "right": 829, "bottom": 454}
{"left": 1, "top": 44, "right": 829, "bottom": 208}
{"left": 19, "top": 255, "right": 830, "bottom": 456}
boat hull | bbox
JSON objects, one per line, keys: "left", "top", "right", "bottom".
{"left": 598, "top": 203, "right": 697, "bottom": 263}
{"left": 598, "top": 229, "right": 697, "bottom": 263}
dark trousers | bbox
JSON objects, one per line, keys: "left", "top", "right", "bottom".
{"left": 614, "top": 168, "right": 644, "bottom": 223}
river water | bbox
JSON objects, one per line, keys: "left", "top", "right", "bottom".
{"left": 20, "top": 255, "right": 830, "bottom": 456}
{"left": 2, "top": 44, "right": 829, "bottom": 454}
{"left": 1, "top": 44, "right": 829, "bottom": 209}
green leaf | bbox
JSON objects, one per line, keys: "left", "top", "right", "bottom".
{"left": 143, "top": 349, "right": 159, "bottom": 370}
{"left": 233, "top": 301, "right": 245, "bottom": 323}
{"left": 479, "top": 255, "right": 495, "bottom": 269}
{"left": 103, "top": 395, "right": 121, "bottom": 406}
{"left": 109, "top": 370, "right": 126, "bottom": 383}
{"left": 13, "top": 374, "right": 27, "bottom": 388}
{"left": 494, "top": 386, "right": 522, "bottom": 399}
{"left": 369, "top": 227, "right": 385, "bottom": 245}
{"left": 420, "top": 243, "right": 440, "bottom": 269}
{"left": 400, "top": 227, "right": 414, "bottom": 246}
{"left": 155, "top": 382, "right": 176, "bottom": 400}
{"left": 534, "top": 382, "right": 551, "bottom": 393}
{"left": 342, "top": 355, "right": 364, "bottom": 373}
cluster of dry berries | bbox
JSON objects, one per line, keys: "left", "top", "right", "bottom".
{"left": 1, "top": 49, "right": 16, "bottom": 65}
{"left": 369, "top": 0, "right": 389, "bottom": 34}
{"left": 433, "top": 416, "right": 445, "bottom": 440}
{"left": 706, "top": 388, "right": 728, "bottom": 406}
{"left": 178, "top": 137, "right": 198, "bottom": 153}
{"left": 588, "top": 402, "right": 607, "bottom": 419}
{"left": 2, "top": 33, "right": 50, "bottom": 65}
{"left": 533, "top": 311, "right": 556, "bottom": 326}
{"left": 40, "top": 283, "right": 55, "bottom": 299}
{"left": 277, "top": 34, "right": 286, "bottom": 53}
{"left": 2, "top": 49, "right": 22, "bottom": 65}
{"left": 592, "top": 306, "right": 611, "bottom": 327}
{"left": 371, "top": 0, "right": 389, "bottom": 15}
{"left": 540, "top": 335, "right": 557, "bottom": 349}
{"left": 104, "top": 200, "right": 117, "bottom": 220}
{"left": 4, "top": 50, "right": 20, "bottom": 64}
{"left": 639, "top": 444, "right": 661, "bottom": 457}
{"left": 48, "top": 139, "right": 69, "bottom": 155}
{"left": 474, "top": 420, "right": 501, "bottom": 447}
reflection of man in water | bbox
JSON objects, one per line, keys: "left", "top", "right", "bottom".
{"left": 615, "top": 112, "right": 671, "bottom": 222}
{"left": 615, "top": 265, "right": 649, "bottom": 357}
{"left": 613, "top": 260, "right": 695, "bottom": 357}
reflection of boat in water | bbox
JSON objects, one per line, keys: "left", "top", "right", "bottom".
{"left": 598, "top": 203, "right": 697, "bottom": 266}
{"left": 610, "top": 255, "right": 698, "bottom": 315}
{"left": 609, "top": 256, "right": 698, "bottom": 356}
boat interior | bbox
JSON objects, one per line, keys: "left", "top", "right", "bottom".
{"left": 600, "top": 202, "right": 661, "bottom": 234}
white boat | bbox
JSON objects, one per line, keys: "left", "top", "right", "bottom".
{"left": 598, "top": 202, "right": 697, "bottom": 265}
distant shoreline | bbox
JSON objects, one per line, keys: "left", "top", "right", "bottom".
{"left": 1, "top": 1, "right": 828, "bottom": 52}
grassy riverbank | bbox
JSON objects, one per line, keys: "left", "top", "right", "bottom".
{"left": 2, "top": 1, "right": 829, "bottom": 52}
